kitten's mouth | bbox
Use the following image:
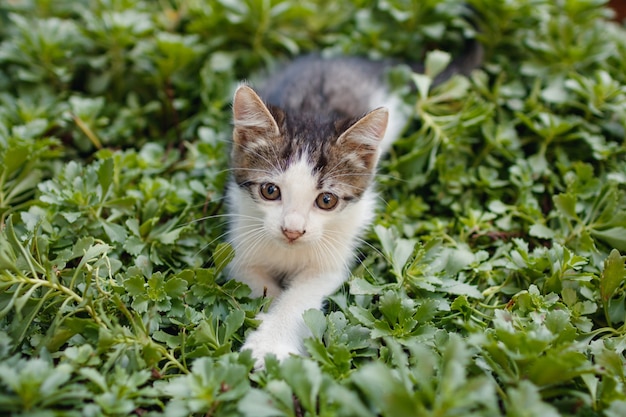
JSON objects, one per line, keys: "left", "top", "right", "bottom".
{"left": 283, "top": 236, "right": 303, "bottom": 245}
{"left": 282, "top": 228, "right": 305, "bottom": 244}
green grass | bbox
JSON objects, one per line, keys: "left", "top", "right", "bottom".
{"left": 1, "top": 0, "right": 626, "bottom": 415}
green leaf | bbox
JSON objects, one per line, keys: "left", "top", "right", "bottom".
{"left": 223, "top": 309, "right": 246, "bottom": 341}
{"left": 352, "top": 362, "right": 416, "bottom": 417}
{"left": 425, "top": 50, "right": 451, "bottom": 78}
{"left": 2, "top": 1, "right": 626, "bottom": 415}
{"left": 77, "top": 243, "right": 112, "bottom": 267}
{"left": 529, "top": 223, "right": 555, "bottom": 239}
{"left": 238, "top": 388, "right": 289, "bottom": 417}
{"left": 526, "top": 350, "right": 591, "bottom": 387}
{"left": 553, "top": 193, "right": 578, "bottom": 220}
{"left": 101, "top": 220, "right": 128, "bottom": 243}
{"left": 374, "top": 225, "right": 415, "bottom": 279}
{"left": 164, "top": 277, "right": 187, "bottom": 299}
{"left": 506, "top": 381, "right": 560, "bottom": 417}
{"left": 349, "top": 277, "right": 390, "bottom": 295}
{"left": 280, "top": 358, "right": 322, "bottom": 414}
{"left": 605, "top": 401, "right": 626, "bottom": 417}
{"left": 303, "top": 308, "right": 327, "bottom": 340}
{"left": 592, "top": 227, "right": 626, "bottom": 251}
{"left": 213, "top": 242, "right": 235, "bottom": 273}
{"left": 97, "top": 157, "right": 114, "bottom": 201}
{"left": 601, "top": 249, "right": 626, "bottom": 303}
{"left": 124, "top": 276, "right": 145, "bottom": 296}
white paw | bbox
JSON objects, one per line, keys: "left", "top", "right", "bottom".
{"left": 241, "top": 328, "right": 300, "bottom": 368}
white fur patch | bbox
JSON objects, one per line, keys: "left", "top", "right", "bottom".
{"left": 226, "top": 154, "right": 378, "bottom": 366}
{"left": 227, "top": 156, "right": 376, "bottom": 283}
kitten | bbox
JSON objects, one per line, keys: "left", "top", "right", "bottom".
{"left": 226, "top": 41, "right": 482, "bottom": 367}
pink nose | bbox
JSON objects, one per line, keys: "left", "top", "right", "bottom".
{"left": 282, "top": 228, "right": 305, "bottom": 242}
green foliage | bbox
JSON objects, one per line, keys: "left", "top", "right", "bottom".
{"left": 1, "top": 0, "right": 626, "bottom": 415}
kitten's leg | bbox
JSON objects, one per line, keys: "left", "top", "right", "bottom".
{"left": 241, "top": 269, "right": 346, "bottom": 367}
{"left": 229, "top": 263, "right": 282, "bottom": 298}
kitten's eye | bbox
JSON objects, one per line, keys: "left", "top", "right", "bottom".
{"left": 316, "top": 192, "right": 339, "bottom": 210}
{"left": 260, "top": 183, "right": 281, "bottom": 201}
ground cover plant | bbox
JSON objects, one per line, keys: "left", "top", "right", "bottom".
{"left": 0, "top": 0, "right": 625, "bottom": 415}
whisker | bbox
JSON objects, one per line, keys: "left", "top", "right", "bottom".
{"left": 191, "top": 220, "right": 262, "bottom": 261}
{"left": 220, "top": 167, "right": 277, "bottom": 176}
{"left": 185, "top": 212, "right": 263, "bottom": 226}
{"left": 225, "top": 229, "right": 269, "bottom": 280}
{"left": 189, "top": 213, "right": 261, "bottom": 256}
{"left": 214, "top": 226, "right": 267, "bottom": 272}
{"left": 325, "top": 172, "right": 402, "bottom": 182}
{"left": 323, "top": 228, "right": 390, "bottom": 268}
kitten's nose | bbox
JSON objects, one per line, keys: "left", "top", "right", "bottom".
{"left": 282, "top": 228, "right": 305, "bottom": 242}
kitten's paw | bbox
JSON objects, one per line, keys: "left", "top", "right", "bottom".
{"left": 241, "top": 331, "right": 300, "bottom": 368}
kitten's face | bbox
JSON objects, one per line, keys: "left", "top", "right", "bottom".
{"left": 230, "top": 86, "right": 388, "bottom": 247}
{"left": 236, "top": 157, "right": 358, "bottom": 246}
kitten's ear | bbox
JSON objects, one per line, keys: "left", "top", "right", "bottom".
{"left": 232, "top": 85, "right": 280, "bottom": 145}
{"left": 337, "top": 107, "right": 388, "bottom": 170}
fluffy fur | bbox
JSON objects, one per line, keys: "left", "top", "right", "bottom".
{"left": 226, "top": 44, "right": 482, "bottom": 366}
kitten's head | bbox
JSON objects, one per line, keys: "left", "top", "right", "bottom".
{"left": 229, "top": 85, "right": 387, "bottom": 248}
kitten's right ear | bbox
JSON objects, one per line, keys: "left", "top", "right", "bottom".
{"left": 337, "top": 107, "right": 388, "bottom": 170}
{"left": 232, "top": 85, "right": 280, "bottom": 145}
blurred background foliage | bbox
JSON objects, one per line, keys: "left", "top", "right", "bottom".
{"left": 1, "top": 0, "right": 626, "bottom": 416}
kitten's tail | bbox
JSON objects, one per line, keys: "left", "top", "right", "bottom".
{"left": 431, "top": 37, "right": 484, "bottom": 85}
{"left": 416, "top": 6, "right": 484, "bottom": 86}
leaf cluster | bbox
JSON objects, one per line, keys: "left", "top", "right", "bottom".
{"left": 1, "top": 0, "right": 626, "bottom": 416}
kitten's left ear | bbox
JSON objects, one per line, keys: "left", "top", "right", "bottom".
{"left": 232, "top": 85, "right": 280, "bottom": 146}
{"left": 337, "top": 107, "right": 388, "bottom": 170}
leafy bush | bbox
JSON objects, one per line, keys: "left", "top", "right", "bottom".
{"left": 1, "top": 0, "right": 626, "bottom": 415}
